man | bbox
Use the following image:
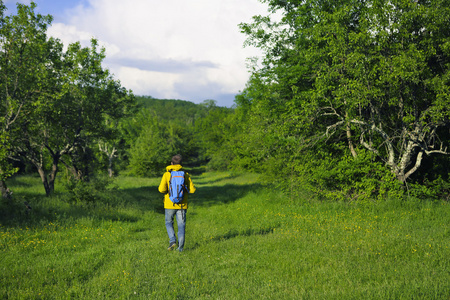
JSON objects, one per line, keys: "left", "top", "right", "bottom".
{"left": 158, "top": 154, "right": 196, "bottom": 252}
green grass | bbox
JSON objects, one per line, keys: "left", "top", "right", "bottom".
{"left": 1, "top": 172, "right": 449, "bottom": 299}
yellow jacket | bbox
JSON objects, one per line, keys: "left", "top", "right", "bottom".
{"left": 158, "top": 164, "right": 196, "bottom": 209}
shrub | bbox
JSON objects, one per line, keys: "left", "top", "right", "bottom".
{"left": 290, "top": 149, "right": 404, "bottom": 201}
{"left": 408, "top": 176, "right": 450, "bottom": 202}
{"left": 62, "top": 175, "right": 117, "bottom": 205}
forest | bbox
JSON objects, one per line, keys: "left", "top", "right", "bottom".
{"left": 1, "top": 0, "right": 449, "bottom": 202}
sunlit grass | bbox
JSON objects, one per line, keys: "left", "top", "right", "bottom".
{"left": 6, "top": 175, "right": 46, "bottom": 196}
{"left": 1, "top": 172, "right": 449, "bottom": 299}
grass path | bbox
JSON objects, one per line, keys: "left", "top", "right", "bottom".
{"left": 1, "top": 172, "right": 449, "bottom": 299}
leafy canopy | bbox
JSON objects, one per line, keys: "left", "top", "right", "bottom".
{"left": 238, "top": 0, "right": 450, "bottom": 190}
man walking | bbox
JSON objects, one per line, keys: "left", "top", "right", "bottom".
{"left": 158, "top": 154, "right": 196, "bottom": 252}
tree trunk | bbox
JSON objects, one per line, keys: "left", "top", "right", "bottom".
{"left": 108, "top": 163, "right": 113, "bottom": 178}
{"left": 99, "top": 142, "right": 117, "bottom": 178}
{"left": 346, "top": 122, "right": 357, "bottom": 158}
{"left": 34, "top": 154, "right": 60, "bottom": 196}
{"left": 48, "top": 155, "right": 60, "bottom": 194}
{"left": 393, "top": 139, "right": 425, "bottom": 184}
{"left": 60, "top": 158, "right": 81, "bottom": 179}
{"left": 1, "top": 180, "right": 9, "bottom": 199}
{"left": 36, "top": 166, "right": 52, "bottom": 196}
{"left": 107, "top": 152, "right": 115, "bottom": 177}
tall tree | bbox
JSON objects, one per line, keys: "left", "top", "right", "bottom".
{"left": 1, "top": 2, "right": 134, "bottom": 195}
{"left": 20, "top": 39, "right": 134, "bottom": 195}
{"left": 194, "top": 100, "right": 235, "bottom": 170}
{"left": 240, "top": 0, "right": 450, "bottom": 184}
{"left": 128, "top": 115, "right": 195, "bottom": 177}
{"left": 0, "top": 2, "right": 53, "bottom": 196}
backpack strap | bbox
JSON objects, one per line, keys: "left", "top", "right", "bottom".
{"left": 168, "top": 170, "right": 175, "bottom": 207}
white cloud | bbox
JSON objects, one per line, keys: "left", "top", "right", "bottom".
{"left": 48, "top": 23, "right": 94, "bottom": 45}
{"left": 46, "top": 0, "right": 269, "bottom": 106}
{"left": 117, "top": 67, "right": 181, "bottom": 98}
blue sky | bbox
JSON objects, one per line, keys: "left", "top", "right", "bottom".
{"left": 5, "top": 0, "right": 88, "bottom": 21}
{"left": 4, "top": 0, "right": 270, "bottom": 107}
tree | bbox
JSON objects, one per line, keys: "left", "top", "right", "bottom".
{"left": 194, "top": 100, "right": 235, "bottom": 170}
{"left": 127, "top": 114, "right": 195, "bottom": 177}
{"left": 1, "top": 2, "right": 134, "bottom": 195}
{"left": 240, "top": 0, "right": 450, "bottom": 185}
{"left": 21, "top": 39, "right": 134, "bottom": 194}
{"left": 0, "top": 1, "right": 54, "bottom": 196}
{"left": 0, "top": 132, "right": 17, "bottom": 198}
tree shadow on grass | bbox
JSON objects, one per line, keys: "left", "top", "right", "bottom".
{"left": 0, "top": 184, "right": 164, "bottom": 227}
{"left": 114, "top": 186, "right": 165, "bottom": 214}
{"left": 188, "top": 227, "right": 276, "bottom": 251}
{"left": 192, "top": 173, "right": 242, "bottom": 186}
{"left": 190, "top": 182, "right": 263, "bottom": 207}
{"left": 114, "top": 180, "right": 263, "bottom": 212}
{"left": 182, "top": 166, "right": 206, "bottom": 176}
{"left": 212, "top": 227, "right": 275, "bottom": 242}
{"left": 0, "top": 194, "right": 143, "bottom": 228}
{"left": 1, "top": 178, "right": 263, "bottom": 228}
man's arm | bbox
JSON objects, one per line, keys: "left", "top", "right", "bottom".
{"left": 186, "top": 173, "right": 196, "bottom": 194}
{"left": 158, "top": 173, "right": 169, "bottom": 194}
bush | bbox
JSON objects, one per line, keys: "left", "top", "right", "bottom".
{"left": 408, "top": 176, "right": 450, "bottom": 202}
{"left": 62, "top": 175, "right": 117, "bottom": 205}
{"left": 290, "top": 149, "right": 404, "bottom": 201}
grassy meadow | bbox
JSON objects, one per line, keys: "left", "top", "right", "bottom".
{"left": 1, "top": 171, "right": 449, "bottom": 299}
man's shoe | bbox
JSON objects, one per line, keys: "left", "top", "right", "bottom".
{"left": 167, "top": 242, "right": 176, "bottom": 251}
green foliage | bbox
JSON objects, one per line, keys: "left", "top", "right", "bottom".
{"left": 127, "top": 122, "right": 173, "bottom": 176}
{"left": 62, "top": 175, "right": 117, "bottom": 205}
{"left": 127, "top": 115, "right": 197, "bottom": 176}
{"left": 136, "top": 96, "right": 205, "bottom": 126}
{"left": 0, "top": 133, "right": 18, "bottom": 182}
{"left": 409, "top": 176, "right": 450, "bottom": 202}
{"left": 0, "top": 2, "right": 135, "bottom": 194}
{"left": 233, "top": 0, "right": 450, "bottom": 198}
{"left": 194, "top": 102, "right": 235, "bottom": 170}
{"left": 125, "top": 97, "right": 236, "bottom": 175}
{"left": 0, "top": 1, "right": 53, "bottom": 182}
{"left": 3, "top": 0, "right": 449, "bottom": 203}
{"left": 293, "top": 149, "right": 404, "bottom": 201}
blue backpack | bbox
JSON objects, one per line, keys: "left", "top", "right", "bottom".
{"left": 169, "top": 170, "right": 187, "bottom": 204}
